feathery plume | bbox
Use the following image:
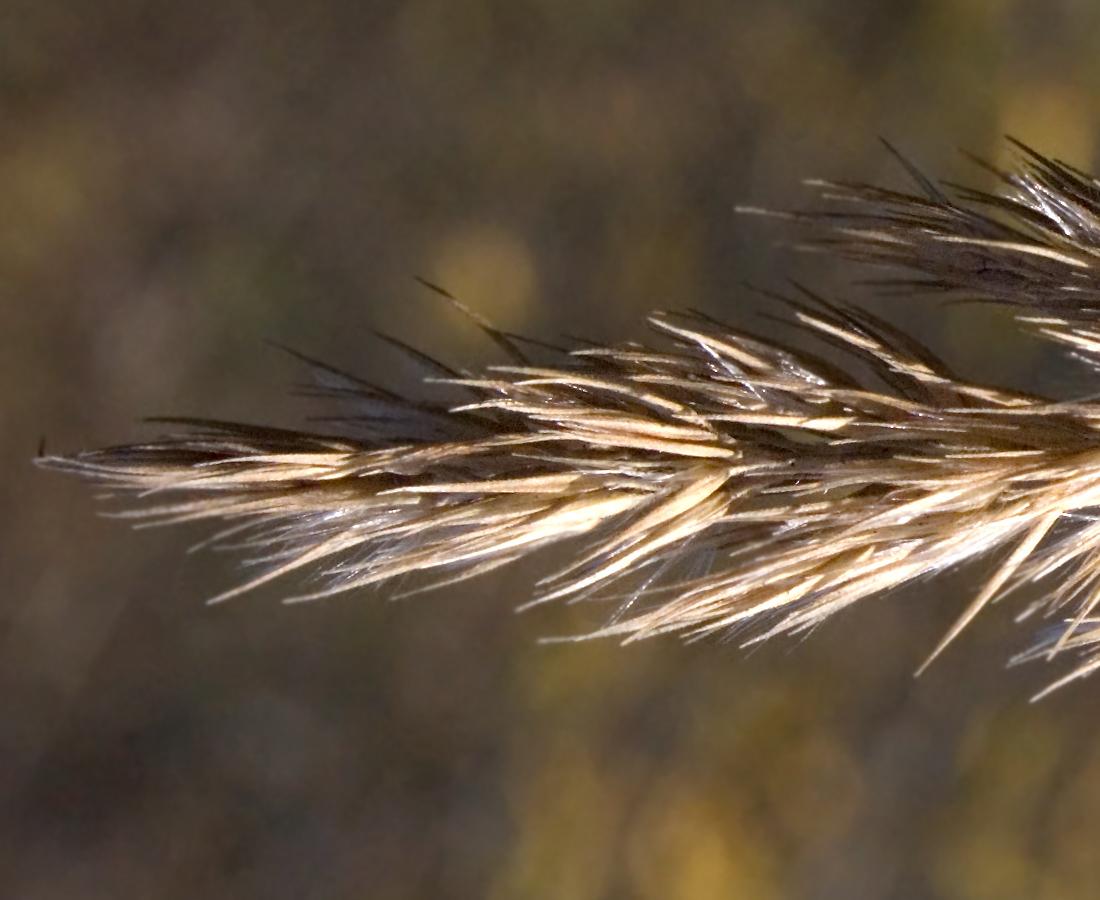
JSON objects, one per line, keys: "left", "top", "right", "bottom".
{"left": 38, "top": 142, "right": 1100, "bottom": 694}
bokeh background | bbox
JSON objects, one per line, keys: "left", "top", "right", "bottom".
{"left": 6, "top": 1, "right": 1100, "bottom": 897}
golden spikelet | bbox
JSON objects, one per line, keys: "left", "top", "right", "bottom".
{"left": 39, "top": 141, "right": 1100, "bottom": 695}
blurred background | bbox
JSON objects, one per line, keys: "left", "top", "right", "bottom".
{"left": 6, "top": 0, "right": 1100, "bottom": 897}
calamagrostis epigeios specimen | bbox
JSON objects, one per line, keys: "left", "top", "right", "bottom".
{"left": 39, "top": 141, "right": 1100, "bottom": 695}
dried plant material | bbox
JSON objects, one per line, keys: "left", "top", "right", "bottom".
{"left": 39, "top": 142, "right": 1100, "bottom": 694}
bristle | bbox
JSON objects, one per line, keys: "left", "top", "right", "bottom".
{"left": 38, "top": 144, "right": 1100, "bottom": 694}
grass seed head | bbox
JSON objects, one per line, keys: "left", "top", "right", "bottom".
{"left": 39, "top": 142, "right": 1100, "bottom": 695}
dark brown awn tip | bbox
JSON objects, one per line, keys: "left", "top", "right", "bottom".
{"left": 37, "top": 142, "right": 1100, "bottom": 698}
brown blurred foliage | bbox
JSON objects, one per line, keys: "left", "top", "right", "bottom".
{"left": 7, "top": 0, "right": 1100, "bottom": 897}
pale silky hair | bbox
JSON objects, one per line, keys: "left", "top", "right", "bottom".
{"left": 40, "top": 141, "right": 1100, "bottom": 697}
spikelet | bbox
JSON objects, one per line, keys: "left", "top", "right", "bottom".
{"left": 38, "top": 142, "right": 1100, "bottom": 694}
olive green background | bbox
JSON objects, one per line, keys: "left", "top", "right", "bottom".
{"left": 6, "top": 1, "right": 1100, "bottom": 897}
